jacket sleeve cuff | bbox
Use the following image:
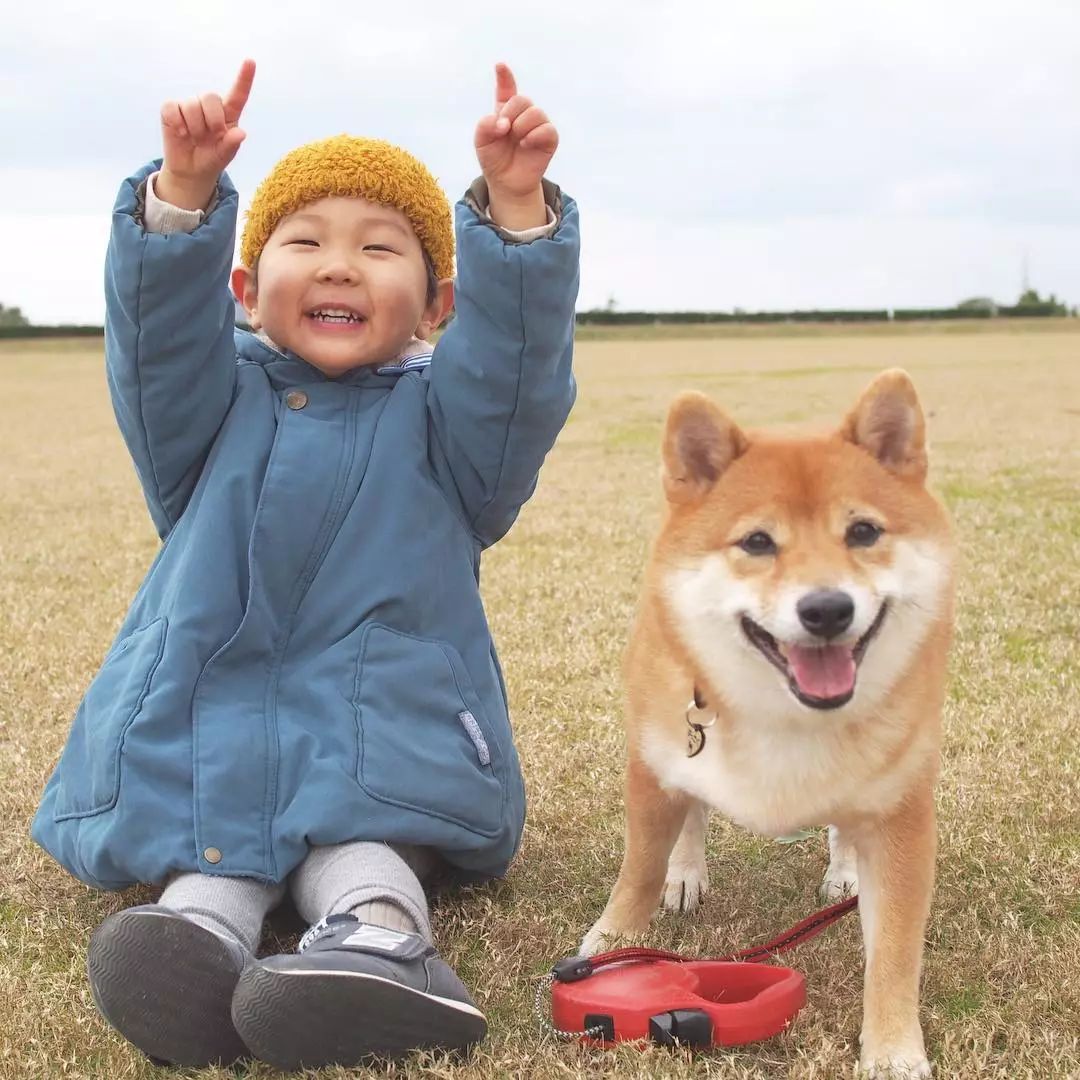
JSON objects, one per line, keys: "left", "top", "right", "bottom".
{"left": 140, "top": 171, "right": 220, "bottom": 235}
{"left": 463, "top": 177, "right": 561, "bottom": 243}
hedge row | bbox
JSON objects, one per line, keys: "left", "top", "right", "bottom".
{"left": 0, "top": 325, "right": 104, "bottom": 339}
{"left": 576, "top": 309, "right": 889, "bottom": 325}
{"left": 577, "top": 306, "right": 1070, "bottom": 325}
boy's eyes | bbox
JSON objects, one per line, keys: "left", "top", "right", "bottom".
{"left": 283, "top": 240, "right": 399, "bottom": 254}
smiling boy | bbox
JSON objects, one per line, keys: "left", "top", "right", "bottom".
{"left": 32, "top": 59, "right": 579, "bottom": 1070}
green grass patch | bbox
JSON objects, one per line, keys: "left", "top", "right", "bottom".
{"left": 938, "top": 982, "right": 988, "bottom": 1021}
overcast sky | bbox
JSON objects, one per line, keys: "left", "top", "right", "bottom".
{"left": 3, "top": 0, "right": 1078, "bottom": 323}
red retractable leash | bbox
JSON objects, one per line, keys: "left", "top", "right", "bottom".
{"left": 538, "top": 895, "right": 857, "bottom": 1049}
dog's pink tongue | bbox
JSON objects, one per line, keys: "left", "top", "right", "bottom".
{"left": 787, "top": 645, "right": 856, "bottom": 700}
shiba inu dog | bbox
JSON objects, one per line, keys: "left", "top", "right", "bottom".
{"left": 581, "top": 370, "right": 955, "bottom": 1079}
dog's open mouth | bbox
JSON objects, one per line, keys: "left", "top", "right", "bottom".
{"left": 740, "top": 604, "right": 888, "bottom": 710}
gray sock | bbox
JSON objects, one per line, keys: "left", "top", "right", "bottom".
{"left": 158, "top": 873, "right": 285, "bottom": 954}
{"left": 290, "top": 842, "right": 433, "bottom": 943}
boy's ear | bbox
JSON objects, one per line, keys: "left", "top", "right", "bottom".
{"left": 415, "top": 279, "right": 454, "bottom": 341}
{"left": 231, "top": 267, "right": 260, "bottom": 330}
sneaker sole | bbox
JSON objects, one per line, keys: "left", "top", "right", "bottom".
{"left": 87, "top": 908, "right": 249, "bottom": 1067}
{"left": 231, "top": 962, "right": 488, "bottom": 1069}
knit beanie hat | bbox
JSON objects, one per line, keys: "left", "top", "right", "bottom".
{"left": 240, "top": 135, "right": 454, "bottom": 279}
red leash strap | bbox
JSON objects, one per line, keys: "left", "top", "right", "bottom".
{"left": 577, "top": 895, "right": 857, "bottom": 976}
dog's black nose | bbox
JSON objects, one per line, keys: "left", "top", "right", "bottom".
{"left": 797, "top": 590, "right": 855, "bottom": 639}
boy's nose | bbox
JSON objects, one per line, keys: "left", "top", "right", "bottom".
{"left": 316, "top": 258, "right": 359, "bottom": 284}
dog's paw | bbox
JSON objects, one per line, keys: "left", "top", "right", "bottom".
{"left": 579, "top": 924, "right": 613, "bottom": 957}
{"left": 662, "top": 858, "right": 709, "bottom": 913}
{"left": 859, "top": 1053, "right": 931, "bottom": 1079}
{"left": 819, "top": 865, "right": 858, "bottom": 902}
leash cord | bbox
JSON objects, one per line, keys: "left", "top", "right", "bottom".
{"left": 585, "top": 894, "right": 857, "bottom": 972}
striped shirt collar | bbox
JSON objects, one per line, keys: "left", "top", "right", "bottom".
{"left": 377, "top": 338, "right": 434, "bottom": 376}
{"left": 252, "top": 330, "right": 434, "bottom": 377}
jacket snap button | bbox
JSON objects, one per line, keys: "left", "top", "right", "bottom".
{"left": 203, "top": 847, "right": 222, "bottom": 864}
{"left": 285, "top": 389, "right": 308, "bottom": 410}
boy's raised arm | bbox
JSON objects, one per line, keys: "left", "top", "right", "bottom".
{"left": 427, "top": 64, "right": 579, "bottom": 548}
{"left": 157, "top": 59, "right": 254, "bottom": 210}
{"left": 473, "top": 63, "right": 556, "bottom": 232}
{"left": 106, "top": 61, "right": 255, "bottom": 539}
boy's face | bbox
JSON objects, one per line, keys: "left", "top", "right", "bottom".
{"left": 232, "top": 196, "right": 452, "bottom": 378}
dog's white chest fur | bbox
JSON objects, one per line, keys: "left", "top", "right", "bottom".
{"left": 638, "top": 714, "right": 922, "bottom": 836}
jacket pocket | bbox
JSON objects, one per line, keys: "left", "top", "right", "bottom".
{"left": 53, "top": 618, "right": 167, "bottom": 822}
{"left": 353, "top": 623, "right": 505, "bottom": 837}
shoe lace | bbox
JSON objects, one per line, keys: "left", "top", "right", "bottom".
{"left": 297, "top": 919, "right": 326, "bottom": 953}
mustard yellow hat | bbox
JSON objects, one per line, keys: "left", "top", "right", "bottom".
{"left": 240, "top": 135, "right": 454, "bottom": 279}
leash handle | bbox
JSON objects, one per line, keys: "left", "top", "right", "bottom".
{"left": 571, "top": 895, "right": 857, "bottom": 978}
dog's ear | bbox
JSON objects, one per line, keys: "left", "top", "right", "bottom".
{"left": 662, "top": 392, "right": 747, "bottom": 503}
{"left": 840, "top": 368, "right": 927, "bottom": 480}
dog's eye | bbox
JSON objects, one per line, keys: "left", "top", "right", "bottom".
{"left": 846, "top": 521, "right": 883, "bottom": 547}
{"left": 739, "top": 531, "right": 777, "bottom": 556}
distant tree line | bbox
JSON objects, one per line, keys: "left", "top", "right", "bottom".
{"left": 0, "top": 303, "right": 31, "bottom": 328}
{"left": 577, "top": 289, "right": 1074, "bottom": 326}
{"left": 0, "top": 300, "right": 106, "bottom": 337}
{"left": 0, "top": 324, "right": 104, "bottom": 339}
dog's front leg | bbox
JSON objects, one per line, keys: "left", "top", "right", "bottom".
{"left": 663, "top": 798, "right": 710, "bottom": 912}
{"left": 580, "top": 754, "right": 690, "bottom": 955}
{"left": 855, "top": 784, "right": 936, "bottom": 1079}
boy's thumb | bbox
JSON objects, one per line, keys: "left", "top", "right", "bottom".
{"left": 222, "top": 128, "right": 246, "bottom": 161}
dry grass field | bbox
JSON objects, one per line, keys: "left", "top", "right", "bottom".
{"left": 1, "top": 324, "right": 1078, "bottom": 1079}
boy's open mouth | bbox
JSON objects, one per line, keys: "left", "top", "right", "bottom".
{"left": 306, "top": 306, "right": 368, "bottom": 328}
{"left": 740, "top": 603, "right": 888, "bottom": 710}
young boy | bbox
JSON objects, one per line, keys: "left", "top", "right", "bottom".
{"left": 31, "top": 59, "right": 578, "bottom": 1071}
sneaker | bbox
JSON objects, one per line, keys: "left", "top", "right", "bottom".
{"left": 87, "top": 904, "right": 250, "bottom": 1067}
{"left": 230, "top": 915, "right": 487, "bottom": 1069}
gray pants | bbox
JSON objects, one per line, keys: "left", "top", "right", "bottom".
{"left": 157, "top": 842, "right": 434, "bottom": 954}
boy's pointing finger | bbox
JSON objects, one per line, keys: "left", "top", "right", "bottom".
{"left": 224, "top": 59, "right": 256, "bottom": 122}
{"left": 494, "top": 62, "right": 517, "bottom": 111}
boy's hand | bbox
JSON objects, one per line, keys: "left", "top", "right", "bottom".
{"left": 157, "top": 59, "right": 256, "bottom": 212}
{"left": 474, "top": 63, "right": 557, "bottom": 231}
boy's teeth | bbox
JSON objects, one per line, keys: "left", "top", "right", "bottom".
{"left": 312, "top": 310, "right": 362, "bottom": 322}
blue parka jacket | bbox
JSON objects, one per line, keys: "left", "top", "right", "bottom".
{"left": 31, "top": 163, "right": 579, "bottom": 890}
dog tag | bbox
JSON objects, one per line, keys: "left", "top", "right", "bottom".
{"left": 687, "top": 723, "right": 707, "bottom": 758}
{"left": 685, "top": 695, "right": 716, "bottom": 758}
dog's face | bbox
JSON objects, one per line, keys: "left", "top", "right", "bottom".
{"left": 658, "top": 370, "right": 953, "bottom": 722}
